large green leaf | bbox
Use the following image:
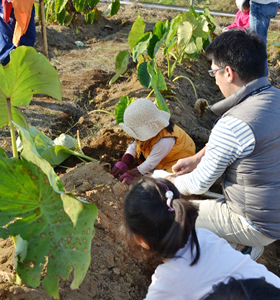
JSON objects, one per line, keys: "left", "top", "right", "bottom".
{"left": 177, "top": 21, "right": 193, "bottom": 48}
{"left": 128, "top": 15, "right": 146, "bottom": 52}
{"left": 114, "top": 95, "right": 134, "bottom": 124}
{"left": 132, "top": 32, "right": 152, "bottom": 62}
{"left": 0, "top": 46, "right": 62, "bottom": 129}
{"left": 109, "top": 50, "right": 130, "bottom": 85}
{"left": 164, "top": 14, "right": 182, "bottom": 47}
{"left": 18, "top": 126, "right": 95, "bottom": 167}
{"left": 138, "top": 61, "right": 151, "bottom": 88}
{"left": 0, "top": 148, "right": 98, "bottom": 299}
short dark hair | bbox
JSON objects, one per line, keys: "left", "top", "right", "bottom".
{"left": 242, "top": 0, "right": 250, "bottom": 10}
{"left": 205, "top": 30, "right": 267, "bottom": 83}
{"left": 203, "top": 277, "right": 280, "bottom": 300}
{"left": 124, "top": 176, "right": 200, "bottom": 265}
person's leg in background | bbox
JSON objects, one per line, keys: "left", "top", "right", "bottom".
{"left": 249, "top": 1, "right": 279, "bottom": 76}
{"left": 190, "top": 197, "right": 275, "bottom": 260}
{"left": 0, "top": 2, "right": 16, "bottom": 65}
{"left": 19, "top": 6, "right": 36, "bottom": 47}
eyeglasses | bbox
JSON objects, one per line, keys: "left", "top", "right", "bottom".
{"left": 208, "top": 67, "right": 225, "bottom": 77}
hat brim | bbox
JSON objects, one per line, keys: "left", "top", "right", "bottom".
{"left": 120, "top": 109, "right": 170, "bottom": 141}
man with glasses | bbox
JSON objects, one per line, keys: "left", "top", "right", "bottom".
{"left": 171, "top": 30, "right": 280, "bottom": 261}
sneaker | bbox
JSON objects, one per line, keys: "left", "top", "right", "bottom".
{"left": 241, "top": 246, "right": 264, "bottom": 261}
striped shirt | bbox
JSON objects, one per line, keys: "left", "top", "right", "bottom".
{"left": 174, "top": 116, "right": 255, "bottom": 195}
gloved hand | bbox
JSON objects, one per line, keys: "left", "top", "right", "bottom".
{"left": 111, "top": 153, "right": 134, "bottom": 177}
{"left": 2, "top": 0, "right": 13, "bottom": 23}
{"left": 120, "top": 168, "right": 141, "bottom": 185}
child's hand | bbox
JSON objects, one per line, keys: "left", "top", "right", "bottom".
{"left": 111, "top": 161, "right": 128, "bottom": 177}
{"left": 120, "top": 168, "right": 140, "bottom": 185}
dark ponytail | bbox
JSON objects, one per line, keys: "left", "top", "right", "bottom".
{"left": 124, "top": 176, "right": 200, "bottom": 265}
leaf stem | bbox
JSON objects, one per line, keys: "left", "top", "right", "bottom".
{"left": 7, "top": 98, "right": 18, "bottom": 159}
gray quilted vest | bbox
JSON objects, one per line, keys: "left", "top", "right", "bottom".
{"left": 211, "top": 77, "right": 280, "bottom": 239}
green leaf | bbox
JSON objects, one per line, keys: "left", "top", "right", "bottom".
{"left": 0, "top": 46, "right": 62, "bottom": 129}
{"left": 74, "top": 0, "right": 87, "bottom": 12}
{"left": 185, "top": 36, "right": 198, "bottom": 55}
{"left": 0, "top": 148, "right": 98, "bottom": 299}
{"left": 110, "top": 0, "right": 120, "bottom": 17}
{"left": 88, "top": 0, "right": 100, "bottom": 7}
{"left": 109, "top": 50, "right": 130, "bottom": 85}
{"left": 56, "top": 8, "right": 66, "bottom": 24}
{"left": 128, "top": 15, "right": 146, "bottom": 52}
{"left": 203, "top": 8, "right": 216, "bottom": 32}
{"left": 85, "top": 10, "right": 97, "bottom": 24}
{"left": 193, "top": 15, "right": 210, "bottom": 39}
{"left": 19, "top": 126, "right": 95, "bottom": 167}
{"left": 177, "top": 21, "right": 193, "bottom": 48}
{"left": 165, "top": 14, "right": 182, "bottom": 47}
{"left": 132, "top": 32, "right": 152, "bottom": 62}
{"left": 138, "top": 62, "right": 151, "bottom": 88}
{"left": 114, "top": 95, "right": 134, "bottom": 124}
{"left": 153, "top": 21, "right": 166, "bottom": 39}
{"left": 147, "top": 62, "right": 169, "bottom": 113}
{"left": 153, "top": 88, "right": 170, "bottom": 113}
{"left": 55, "top": 0, "right": 68, "bottom": 13}
{"left": 0, "top": 104, "right": 28, "bottom": 129}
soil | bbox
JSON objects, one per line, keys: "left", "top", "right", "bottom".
{"left": 0, "top": 4, "right": 280, "bottom": 300}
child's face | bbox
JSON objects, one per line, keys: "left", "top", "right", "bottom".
{"left": 242, "top": 7, "right": 249, "bottom": 13}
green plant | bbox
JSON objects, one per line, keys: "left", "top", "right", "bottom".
{"left": 110, "top": 9, "right": 215, "bottom": 112}
{"left": 0, "top": 46, "right": 98, "bottom": 299}
{"left": 17, "top": 127, "right": 97, "bottom": 167}
{"left": 36, "top": 0, "right": 120, "bottom": 25}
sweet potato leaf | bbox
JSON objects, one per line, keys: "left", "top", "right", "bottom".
{"left": 0, "top": 46, "right": 62, "bottom": 129}
{"left": 0, "top": 148, "right": 97, "bottom": 299}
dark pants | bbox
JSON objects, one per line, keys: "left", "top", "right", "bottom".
{"left": 0, "top": 3, "right": 36, "bottom": 65}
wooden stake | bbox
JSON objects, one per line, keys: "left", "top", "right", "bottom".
{"left": 39, "top": 0, "right": 48, "bottom": 59}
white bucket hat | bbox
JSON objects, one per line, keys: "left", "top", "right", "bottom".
{"left": 119, "top": 98, "right": 170, "bottom": 141}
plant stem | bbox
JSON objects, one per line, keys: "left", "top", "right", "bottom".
{"left": 146, "top": 89, "right": 154, "bottom": 99}
{"left": 7, "top": 98, "right": 18, "bottom": 159}
{"left": 173, "top": 75, "right": 198, "bottom": 99}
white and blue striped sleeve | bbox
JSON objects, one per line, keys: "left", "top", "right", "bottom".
{"left": 174, "top": 116, "right": 255, "bottom": 195}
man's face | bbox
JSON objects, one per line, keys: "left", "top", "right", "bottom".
{"left": 211, "top": 61, "right": 232, "bottom": 98}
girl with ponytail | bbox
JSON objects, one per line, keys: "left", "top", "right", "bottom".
{"left": 123, "top": 177, "right": 280, "bottom": 300}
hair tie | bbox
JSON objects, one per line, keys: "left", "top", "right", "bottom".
{"left": 165, "top": 190, "right": 174, "bottom": 212}
{"left": 158, "top": 180, "right": 175, "bottom": 212}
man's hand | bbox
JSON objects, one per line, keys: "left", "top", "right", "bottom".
{"left": 172, "top": 146, "right": 206, "bottom": 175}
{"left": 172, "top": 156, "right": 198, "bottom": 175}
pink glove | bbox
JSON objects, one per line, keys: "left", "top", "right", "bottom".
{"left": 2, "top": 0, "right": 13, "bottom": 23}
{"left": 120, "top": 168, "right": 141, "bottom": 185}
{"left": 111, "top": 153, "right": 134, "bottom": 177}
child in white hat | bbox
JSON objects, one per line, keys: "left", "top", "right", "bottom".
{"left": 111, "top": 98, "right": 195, "bottom": 184}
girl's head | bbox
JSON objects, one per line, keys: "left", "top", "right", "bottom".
{"left": 119, "top": 98, "right": 170, "bottom": 141}
{"left": 236, "top": 0, "right": 250, "bottom": 12}
{"left": 123, "top": 176, "right": 200, "bottom": 265}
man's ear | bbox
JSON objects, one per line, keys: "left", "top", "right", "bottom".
{"left": 225, "top": 66, "right": 235, "bottom": 83}
{"left": 134, "top": 235, "right": 150, "bottom": 249}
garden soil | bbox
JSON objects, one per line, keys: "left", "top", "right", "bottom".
{"left": 0, "top": 4, "right": 280, "bottom": 300}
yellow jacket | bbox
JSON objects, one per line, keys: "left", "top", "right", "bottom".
{"left": 136, "top": 125, "right": 195, "bottom": 172}
{"left": 11, "top": 0, "right": 34, "bottom": 46}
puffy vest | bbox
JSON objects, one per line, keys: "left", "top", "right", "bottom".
{"left": 136, "top": 125, "right": 195, "bottom": 172}
{"left": 211, "top": 77, "right": 280, "bottom": 239}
